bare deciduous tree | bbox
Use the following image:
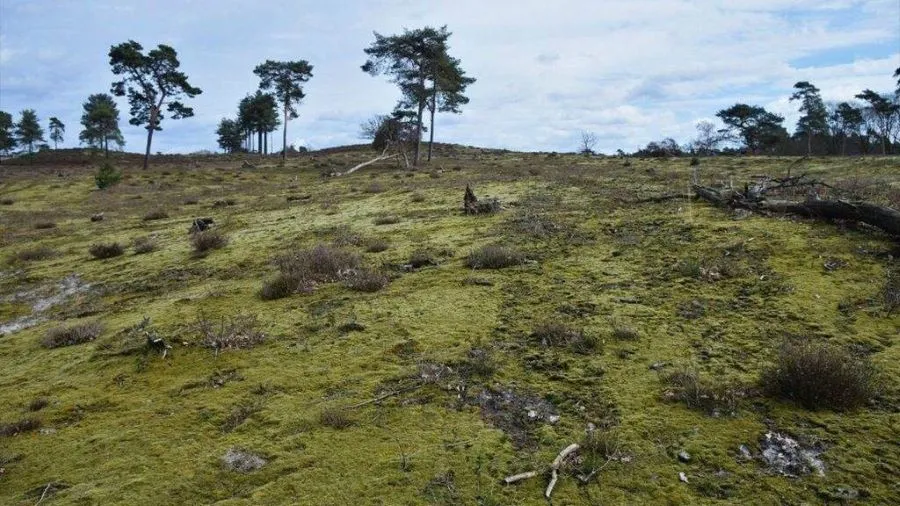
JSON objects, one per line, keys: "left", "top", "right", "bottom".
{"left": 579, "top": 131, "right": 598, "bottom": 155}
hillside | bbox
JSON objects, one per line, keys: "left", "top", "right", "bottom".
{"left": 0, "top": 149, "right": 898, "bottom": 504}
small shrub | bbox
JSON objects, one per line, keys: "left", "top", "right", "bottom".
{"left": 344, "top": 269, "right": 390, "bottom": 292}
{"left": 258, "top": 275, "right": 303, "bottom": 301}
{"left": 14, "top": 246, "right": 56, "bottom": 262}
{"left": 577, "top": 430, "right": 622, "bottom": 479}
{"left": 365, "top": 182, "right": 385, "bottom": 194}
{"left": 183, "top": 197, "right": 199, "bottom": 205}
{"left": 365, "top": 238, "right": 389, "bottom": 253}
{"left": 0, "top": 417, "right": 41, "bottom": 437}
{"left": 222, "top": 400, "right": 262, "bottom": 432}
{"left": 275, "top": 244, "right": 360, "bottom": 284}
{"left": 28, "top": 398, "right": 49, "bottom": 412}
{"left": 34, "top": 221, "right": 56, "bottom": 230}
{"left": 662, "top": 368, "right": 740, "bottom": 415}
{"left": 531, "top": 321, "right": 598, "bottom": 354}
{"left": 142, "top": 210, "right": 169, "bottom": 221}
{"left": 95, "top": 163, "right": 122, "bottom": 189}
{"left": 761, "top": 341, "right": 879, "bottom": 411}
{"left": 41, "top": 321, "right": 104, "bottom": 348}
{"left": 410, "top": 192, "right": 426, "bottom": 203}
{"left": 884, "top": 267, "right": 899, "bottom": 314}
{"left": 319, "top": 407, "right": 354, "bottom": 429}
{"left": 373, "top": 215, "right": 401, "bottom": 226}
{"left": 89, "top": 242, "right": 125, "bottom": 259}
{"left": 132, "top": 236, "right": 157, "bottom": 255}
{"left": 677, "top": 258, "right": 702, "bottom": 278}
{"left": 197, "top": 314, "right": 265, "bottom": 352}
{"left": 611, "top": 322, "right": 639, "bottom": 340}
{"left": 331, "top": 225, "right": 364, "bottom": 247}
{"left": 190, "top": 230, "right": 228, "bottom": 255}
{"left": 0, "top": 198, "right": 14, "bottom": 205}
{"left": 466, "top": 244, "right": 526, "bottom": 269}
{"left": 690, "top": 157, "right": 700, "bottom": 166}
{"left": 408, "top": 249, "right": 437, "bottom": 269}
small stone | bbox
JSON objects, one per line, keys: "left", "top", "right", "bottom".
{"left": 738, "top": 445, "right": 752, "bottom": 460}
{"left": 547, "top": 414, "right": 560, "bottom": 424}
{"left": 39, "top": 428, "right": 57, "bottom": 435}
{"left": 679, "top": 472, "right": 689, "bottom": 483}
{"left": 586, "top": 422, "right": 596, "bottom": 432}
{"left": 678, "top": 451, "right": 691, "bottom": 463}
{"left": 90, "top": 213, "right": 104, "bottom": 222}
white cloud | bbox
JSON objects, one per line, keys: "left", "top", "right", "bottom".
{"left": 0, "top": 0, "right": 896, "bottom": 153}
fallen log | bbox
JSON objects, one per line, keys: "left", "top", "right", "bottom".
{"left": 338, "top": 153, "right": 398, "bottom": 176}
{"left": 691, "top": 183, "right": 900, "bottom": 238}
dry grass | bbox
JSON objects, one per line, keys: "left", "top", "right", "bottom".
{"left": 190, "top": 230, "right": 228, "bottom": 255}
{"left": 344, "top": 269, "right": 390, "bottom": 292}
{"left": 761, "top": 340, "right": 880, "bottom": 411}
{"left": 0, "top": 418, "right": 41, "bottom": 437}
{"left": 662, "top": 368, "right": 742, "bottom": 416}
{"left": 142, "top": 210, "right": 169, "bottom": 221}
{"left": 319, "top": 407, "right": 354, "bottom": 429}
{"left": 13, "top": 246, "right": 56, "bottom": 262}
{"left": 132, "top": 236, "right": 157, "bottom": 255}
{"left": 261, "top": 244, "right": 361, "bottom": 300}
{"left": 41, "top": 322, "right": 104, "bottom": 349}
{"left": 197, "top": 314, "right": 265, "bottom": 352}
{"left": 466, "top": 244, "right": 525, "bottom": 269}
{"left": 89, "top": 242, "right": 125, "bottom": 259}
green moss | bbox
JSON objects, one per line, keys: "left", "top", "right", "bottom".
{"left": 0, "top": 153, "right": 898, "bottom": 504}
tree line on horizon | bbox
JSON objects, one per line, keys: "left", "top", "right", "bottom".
{"left": 600, "top": 70, "right": 900, "bottom": 158}
{"left": 0, "top": 28, "right": 897, "bottom": 166}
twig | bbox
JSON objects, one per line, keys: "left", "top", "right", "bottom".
{"left": 346, "top": 383, "right": 422, "bottom": 410}
{"left": 545, "top": 443, "right": 580, "bottom": 499}
{"left": 503, "top": 470, "right": 540, "bottom": 484}
{"left": 35, "top": 483, "right": 51, "bottom": 505}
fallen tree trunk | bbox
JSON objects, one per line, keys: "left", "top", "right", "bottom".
{"left": 338, "top": 152, "right": 398, "bottom": 176}
{"left": 691, "top": 183, "right": 900, "bottom": 238}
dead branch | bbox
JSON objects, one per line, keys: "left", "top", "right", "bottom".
{"left": 338, "top": 150, "right": 399, "bottom": 176}
{"left": 502, "top": 443, "right": 581, "bottom": 500}
{"left": 546, "top": 443, "right": 580, "bottom": 499}
{"left": 692, "top": 181, "right": 900, "bottom": 238}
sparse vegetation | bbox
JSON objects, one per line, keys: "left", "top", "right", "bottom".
{"left": 41, "top": 321, "right": 104, "bottom": 349}
{"left": 142, "top": 209, "right": 169, "bottom": 221}
{"left": 761, "top": 340, "right": 879, "bottom": 411}
{"left": 662, "top": 368, "right": 742, "bottom": 416}
{"left": 13, "top": 246, "right": 56, "bottom": 262}
{"left": 343, "top": 268, "right": 390, "bottom": 292}
{"left": 319, "top": 407, "right": 354, "bottom": 429}
{"left": 190, "top": 230, "right": 228, "bottom": 255}
{"left": 530, "top": 321, "right": 597, "bottom": 353}
{"left": 196, "top": 314, "right": 265, "bottom": 352}
{"left": 0, "top": 418, "right": 41, "bottom": 437}
{"left": 373, "top": 215, "right": 401, "bottom": 225}
{"left": 89, "top": 242, "right": 125, "bottom": 259}
{"left": 261, "top": 244, "right": 360, "bottom": 299}
{"left": 365, "top": 238, "right": 389, "bottom": 253}
{"left": 132, "top": 236, "right": 157, "bottom": 254}
{"left": 34, "top": 221, "right": 56, "bottom": 230}
{"left": 466, "top": 244, "right": 525, "bottom": 269}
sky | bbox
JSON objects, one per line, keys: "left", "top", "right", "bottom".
{"left": 1, "top": 0, "right": 898, "bottom": 154}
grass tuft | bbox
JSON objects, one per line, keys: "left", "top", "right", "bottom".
{"left": 465, "top": 244, "right": 525, "bottom": 269}
{"left": 41, "top": 321, "right": 104, "bottom": 349}
{"left": 89, "top": 242, "right": 125, "bottom": 259}
{"left": 761, "top": 340, "right": 879, "bottom": 411}
{"left": 190, "top": 230, "right": 228, "bottom": 255}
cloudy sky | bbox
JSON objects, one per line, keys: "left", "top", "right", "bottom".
{"left": 1, "top": 0, "right": 897, "bottom": 154}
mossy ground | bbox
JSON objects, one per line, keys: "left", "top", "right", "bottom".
{"left": 1, "top": 149, "right": 898, "bottom": 504}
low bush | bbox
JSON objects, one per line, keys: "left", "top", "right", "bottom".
{"left": 761, "top": 340, "right": 879, "bottom": 411}
{"left": 89, "top": 242, "right": 125, "bottom": 259}
{"left": 0, "top": 198, "right": 13, "bottom": 205}
{"left": 142, "top": 210, "right": 169, "bottom": 221}
{"left": 197, "top": 314, "right": 265, "bottom": 352}
{"left": 677, "top": 258, "right": 702, "bottom": 278}
{"left": 531, "top": 321, "right": 598, "bottom": 354}
{"left": 34, "top": 221, "right": 56, "bottom": 230}
{"left": 0, "top": 417, "right": 41, "bottom": 437}
{"left": 373, "top": 215, "right": 401, "bottom": 226}
{"left": 365, "top": 182, "right": 386, "bottom": 194}
{"left": 28, "top": 398, "right": 49, "bottom": 412}
{"left": 662, "top": 368, "right": 741, "bottom": 416}
{"left": 41, "top": 321, "right": 104, "bottom": 349}
{"left": 95, "top": 163, "right": 122, "bottom": 189}
{"left": 132, "top": 236, "right": 157, "bottom": 254}
{"left": 611, "top": 321, "right": 639, "bottom": 340}
{"left": 344, "top": 269, "right": 390, "bottom": 292}
{"left": 466, "top": 244, "right": 526, "bottom": 269}
{"left": 319, "top": 407, "right": 354, "bottom": 429}
{"left": 365, "top": 238, "right": 389, "bottom": 253}
{"left": 14, "top": 246, "right": 55, "bottom": 262}
{"left": 190, "top": 230, "right": 228, "bottom": 255}
{"left": 408, "top": 249, "right": 437, "bottom": 269}
{"left": 274, "top": 244, "right": 360, "bottom": 285}
{"left": 410, "top": 192, "right": 426, "bottom": 203}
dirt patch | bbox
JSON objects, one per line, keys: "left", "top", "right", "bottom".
{"left": 473, "top": 387, "right": 559, "bottom": 449}
{"left": 0, "top": 274, "right": 91, "bottom": 336}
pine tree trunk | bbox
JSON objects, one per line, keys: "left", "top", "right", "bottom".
{"left": 807, "top": 132, "right": 812, "bottom": 155}
{"left": 427, "top": 92, "right": 436, "bottom": 162}
{"left": 282, "top": 103, "right": 288, "bottom": 163}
